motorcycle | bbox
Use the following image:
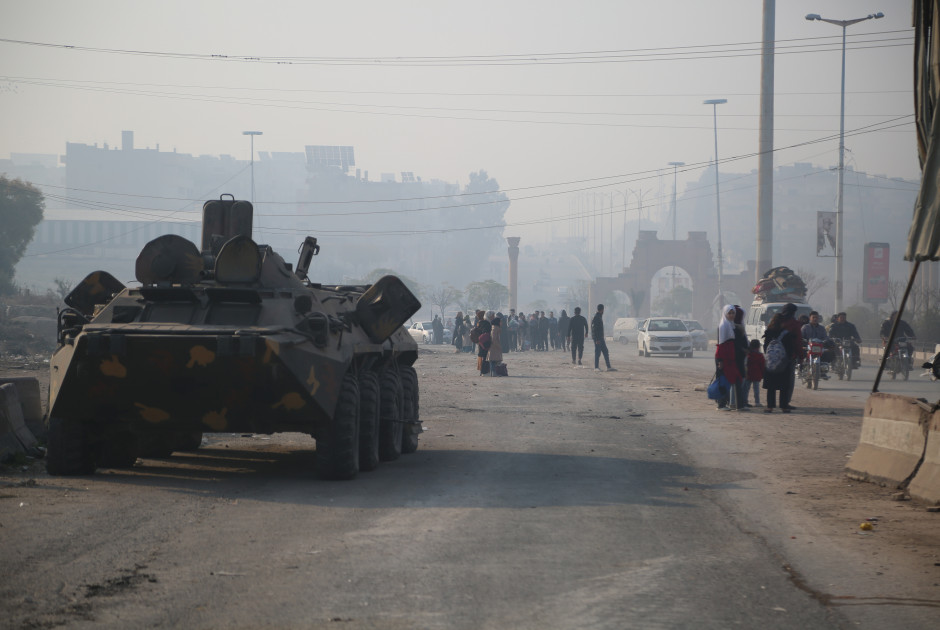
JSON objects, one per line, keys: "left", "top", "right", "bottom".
{"left": 885, "top": 336, "right": 912, "bottom": 381}
{"left": 798, "top": 338, "right": 829, "bottom": 390}
{"left": 829, "top": 338, "right": 854, "bottom": 381}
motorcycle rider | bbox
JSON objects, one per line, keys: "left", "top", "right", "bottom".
{"left": 801, "top": 311, "right": 832, "bottom": 377}
{"left": 828, "top": 312, "right": 861, "bottom": 368}
{"left": 880, "top": 311, "right": 916, "bottom": 368}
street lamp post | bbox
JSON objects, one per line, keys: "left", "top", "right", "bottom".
{"left": 610, "top": 190, "right": 629, "bottom": 270}
{"left": 667, "top": 161, "right": 685, "bottom": 292}
{"left": 805, "top": 11, "right": 883, "bottom": 313}
{"left": 242, "top": 130, "right": 263, "bottom": 204}
{"left": 703, "top": 99, "right": 727, "bottom": 303}
{"left": 667, "top": 161, "right": 685, "bottom": 242}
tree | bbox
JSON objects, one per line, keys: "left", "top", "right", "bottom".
{"left": 425, "top": 283, "right": 462, "bottom": 317}
{"left": 0, "top": 177, "right": 45, "bottom": 294}
{"left": 465, "top": 279, "right": 509, "bottom": 311}
{"left": 796, "top": 267, "right": 829, "bottom": 303}
{"left": 52, "top": 277, "right": 73, "bottom": 301}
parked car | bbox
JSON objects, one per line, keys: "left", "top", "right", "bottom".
{"left": 612, "top": 317, "right": 641, "bottom": 345}
{"left": 683, "top": 319, "right": 709, "bottom": 351}
{"left": 637, "top": 317, "right": 694, "bottom": 358}
{"left": 407, "top": 321, "right": 451, "bottom": 344}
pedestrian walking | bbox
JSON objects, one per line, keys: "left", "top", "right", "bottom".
{"left": 591, "top": 304, "right": 615, "bottom": 372}
{"left": 567, "top": 307, "right": 588, "bottom": 365}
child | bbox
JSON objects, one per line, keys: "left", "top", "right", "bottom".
{"left": 743, "top": 339, "right": 765, "bottom": 408}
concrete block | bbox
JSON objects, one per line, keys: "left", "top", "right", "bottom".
{"left": 909, "top": 407, "right": 940, "bottom": 505}
{"left": 0, "top": 383, "right": 37, "bottom": 450}
{"left": 845, "top": 392, "right": 931, "bottom": 487}
{"left": 0, "top": 377, "right": 45, "bottom": 439}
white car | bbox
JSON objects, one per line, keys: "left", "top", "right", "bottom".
{"left": 683, "top": 320, "right": 709, "bottom": 351}
{"left": 612, "top": 317, "right": 641, "bottom": 345}
{"left": 407, "top": 321, "right": 451, "bottom": 344}
{"left": 637, "top": 317, "right": 694, "bottom": 358}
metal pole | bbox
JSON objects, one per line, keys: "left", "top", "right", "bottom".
{"left": 804, "top": 11, "right": 884, "bottom": 311}
{"left": 242, "top": 131, "right": 263, "bottom": 204}
{"left": 757, "top": 0, "right": 775, "bottom": 281}
{"left": 835, "top": 23, "right": 846, "bottom": 313}
{"left": 704, "top": 100, "right": 727, "bottom": 302}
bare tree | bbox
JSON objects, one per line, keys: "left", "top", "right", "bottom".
{"left": 425, "top": 283, "right": 462, "bottom": 318}
{"left": 465, "top": 280, "right": 509, "bottom": 311}
{"left": 796, "top": 267, "right": 829, "bottom": 303}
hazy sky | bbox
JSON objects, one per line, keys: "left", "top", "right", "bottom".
{"left": 1, "top": 0, "right": 916, "bottom": 242}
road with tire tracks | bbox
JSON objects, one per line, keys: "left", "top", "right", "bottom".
{"left": 1, "top": 343, "right": 938, "bottom": 628}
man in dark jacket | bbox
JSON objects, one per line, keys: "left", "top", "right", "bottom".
{"left": 591, "top": 304, "right": 616, "bottom": 372}
{"left": 828, "top": 312, "right": 861, "bottom": 368}
{"left": 880, "top": 311, "right": 916, "bottom": 368}
{"left": 567, "top": 307, "right": 589, "bottom": 365}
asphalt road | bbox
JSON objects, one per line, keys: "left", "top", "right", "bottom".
{"left": 1, "top": 343, "right": 936, "bottom": 629}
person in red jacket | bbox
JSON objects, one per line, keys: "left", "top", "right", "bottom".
{"left": 715, "top": 304, "right": 742, "bottom": 410}
{"left": 743, "top": 339, "right": 765, "bottom": 407}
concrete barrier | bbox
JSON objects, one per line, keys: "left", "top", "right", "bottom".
{"left": 0, "top": 377, "right": 44, "bottom": 439}
{"left": 909, "top": 407, "right": 940, "bottom": 504}
{"left": 845, "top": 392, "right": 932, "bottom": 487}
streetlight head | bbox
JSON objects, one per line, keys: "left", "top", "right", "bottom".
{"left": 805, "top": 13, "right": 820, "bottom": 21}
{"left": 242, "top": 130, "right": 263, "bottom": 136}
{"left": 703, "top": 99, "right": 727, "bottom": 105}
{"left": 668, "top": 161, "right": 685, "bottom": 167}
{"left": 872, "top": 12, "right": 884, "bottom": 19}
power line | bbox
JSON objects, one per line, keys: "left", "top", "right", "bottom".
{"left": 0, "top": 74, "right": 910, "bottom": 99}
{"left": 0, "top": 31, "right": 913, "bottom": 67}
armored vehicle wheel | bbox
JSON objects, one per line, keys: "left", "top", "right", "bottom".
{"left": 137, "top": 432, "right": 175, "bottom": 459}
{"left": 316, "top": 371, "right": 360, "bottom": 480}
{"left": 46, "top": 417, "right": 96, "bottom": 476}
{"left": 401, "top": 366, "right": 420, "bottom": 455}
{"left": 173, "top": 431, "right": 204, "bottom": 452}
{"left": 97, "top": 428, "right": 139, "bottom": 469}
{"left": 358, "top": 371, "right": 381, "bottom": 471}
{"left": 378, "top": 369, "right": 404, "bottom": 462}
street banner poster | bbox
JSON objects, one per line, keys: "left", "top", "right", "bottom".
{"left": 863, "top": 242, "right": 890, "bottom": 303}
{"left": 816, "top": 211, "right": 837, "bottom": 257}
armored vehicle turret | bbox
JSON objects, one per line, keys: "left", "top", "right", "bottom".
{"left": 46, "top": 195, "right": 421, "bottom": 480}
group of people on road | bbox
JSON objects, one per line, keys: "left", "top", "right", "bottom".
{"left": 714, "top": 304, "right": 919, "bottom": 413}
{"left": 441, "top": 304, "right": 617, "bottom": 375}
{"left": 715, "top": 303, "right": 802, "bottom": 413}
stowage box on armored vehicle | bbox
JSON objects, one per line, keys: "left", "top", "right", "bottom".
{"left": 46, "top": 195, "right": 422, "bottom": 480}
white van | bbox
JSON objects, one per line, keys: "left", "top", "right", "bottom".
{"left": 745, "top": 301, "right": 814, "bottom": 342}
{"left": 612, "top": 317, "right": 641, "bottom": 344}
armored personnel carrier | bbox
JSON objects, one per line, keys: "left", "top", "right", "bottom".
{"left": 46, "top": 195, "right": 421, "bottom": 480}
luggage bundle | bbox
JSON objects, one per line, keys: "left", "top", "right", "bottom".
{"left": 751, "top": 266, "right": 806, "bottom": 302}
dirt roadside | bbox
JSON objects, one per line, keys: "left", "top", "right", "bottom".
{"left": 2, "top": 343, "right": 939, "bottom": 610}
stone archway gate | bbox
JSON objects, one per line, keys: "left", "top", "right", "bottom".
{"left": 588, "top": 231, "right": 756, "bottom": 325}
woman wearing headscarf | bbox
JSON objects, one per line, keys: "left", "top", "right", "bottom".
{"left": 715, "top": 304, "right": 742, "bottom": 410}
{"left": 732, "top": 305, "right": 750, "bottom": 408}
{"left": 488, "top": 316, "right": 504, "bottom": 376}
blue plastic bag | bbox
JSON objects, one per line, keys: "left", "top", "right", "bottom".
{"left": 707, "top": 372, "right": 730, "bottom": 401}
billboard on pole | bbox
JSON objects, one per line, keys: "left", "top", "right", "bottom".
{"left": 863, "top": 242, "right": 890, "bottom": 302}
{"left": 816, "top": 211, "right": 837, "bottom": 257}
